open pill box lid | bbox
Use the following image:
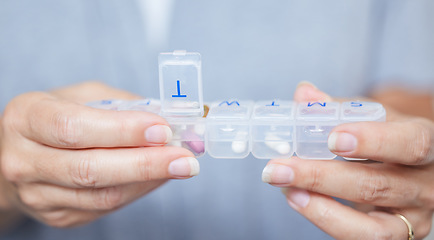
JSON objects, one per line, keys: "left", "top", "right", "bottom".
{"left": 159, "top": 50, "right": 204, "bottom": 117}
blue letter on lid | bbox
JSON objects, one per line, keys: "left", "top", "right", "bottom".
{"left": 350, "top": 102, "right": 363, "bottom": 107}
{"left": 266, "top": 101, "right": 279, "bottom": 106}
{"left": 219, "top": 100, "right": 240, "bottom": 106}
{"left": 307, "top": 102, "right": 326, "bottom": 107}
{"left": 172, "top": 80, "right": 187, "bottom": 98}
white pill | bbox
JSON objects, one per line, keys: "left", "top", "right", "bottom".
{"left": 265, "top": 135, "right": 291, "bottom": 155}
{"left": 231, "top": 131, "right": 248, "bottom": 153}
{"left": 269, "top": 142, "right": 291, "bottom": 155}
{"left": 194, "top": 123, "right": 206, "bottom": 135}
{"left": 232, "top": 140, "right": 247, "bottom": 153}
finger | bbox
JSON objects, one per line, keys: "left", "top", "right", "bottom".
{"left": 328, "top": 118, "right": 434, "bottom": 165}
{"left": 50, "top": 81, "right": 142, "bottom": 104}
{"left": 36, "top": 208, "right": 104, "bottom": 228}
{"left": 19, "top": 93, "right": 172, "bottom": 148}
{"left": 11, "top": 189, "right": 105, "bottom": 228}
{"left": 282, "top": 187, "right": 417, "bottom": 240}
{"left": 293, "top": 81, "right": 332, "bottom": 102}
{"left": 17, "top": 180, "right": 165, "bottom": 211}
{"left": 262, "top": 157, "right": 425, "bottom": 207}
{"left": 31, "top": 146, "right": 199, "bottom": 188}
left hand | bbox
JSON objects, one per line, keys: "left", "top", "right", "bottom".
{"left": 262, "top": 82, "right": 434, "bottom": 239}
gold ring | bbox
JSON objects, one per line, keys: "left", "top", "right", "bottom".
{"left": 395, "top": 213, "right": 415, "bottom": 240}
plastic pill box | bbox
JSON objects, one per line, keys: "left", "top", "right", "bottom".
{"left": 87, "top": 50, "right": 386, "bottom": 160}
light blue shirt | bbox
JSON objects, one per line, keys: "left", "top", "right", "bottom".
{"left": 0, "top": 0, "right": 433, "bottom": 239}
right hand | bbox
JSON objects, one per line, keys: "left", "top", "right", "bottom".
{"left": 0, "top": 82, "right": 199, "bottom": 228}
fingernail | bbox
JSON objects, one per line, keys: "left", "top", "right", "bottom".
{"left": 262, "top": 164, "right": 294, "bottom": 185}
{"left": 296, "top": 81, "right": 317, "bottom": 89}
{"left": 295, "top": 81, "right": 333, "bottom": 102}
{"left": 328, "top": 132, "right": 358, "bottom": 152}
{"left": 145, "top": 125, "right": 172, "bottom": 144}
{"left": 168, "top": 157, "right": 200, "bottom": 177}
{"left": 287, "top": 188, "right": 310, "bottom": 208}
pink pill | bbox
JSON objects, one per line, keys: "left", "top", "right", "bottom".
{"left": 181, "top": 131, "right": 205, "bottom": 154}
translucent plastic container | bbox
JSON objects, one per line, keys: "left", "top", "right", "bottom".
{"left": 87, "top": 99, "right": 386, "bottom": 159}
{"left": 87, "top": 50, "right": 387, "bottom": 160}
{"left": 295, "top": 102, "right": 340, "bottom": 160}
{"left": 251, "top": 101, "right": 295, "bottom": 159}
{"left": 206, "top": 100, "right": 253, "bottom": 158}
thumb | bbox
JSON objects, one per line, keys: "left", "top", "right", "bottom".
{"left": 293, "top": 81, "right": 332, "bottom": 102}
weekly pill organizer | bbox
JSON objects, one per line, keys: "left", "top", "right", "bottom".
{"left": 87, "top": 50, "right": 386, "bottom": 160}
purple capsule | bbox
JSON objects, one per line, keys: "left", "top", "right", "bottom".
{"left": 181, "top": 130, "right": 205, "bottom": 155}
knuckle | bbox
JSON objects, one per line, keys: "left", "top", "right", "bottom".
{"left": 419, "top": 184, "right": 434, "bottom": 208}
{"left": 314, "top": 205, "right": 334, "bottom": 229}
{"left": 47, "top": 221, "right": 70, "bottom": 228}
{"left": 307, "top": 165, "right": 324, "bottom": 192}
{"left": 370, "top": 128, "right": 387, "bottom": 156}
{"left": 418, "top": 220, "right": 432, "bottom": 239}
{"left": 18, "top": 189, "right": 44, "bottom": 210}
{"left": 42, "top": 211, "right": 71, "bottom": 228}
{"left": 50, "top": 110, "right": 81, "bottom": 147}
{"left": 93, "top": 187, "right": 123, "bottom": 210}
{"left": 1, "top": 103, "right": 19, "bottom": 132}
{"left": 410, "top": 120, "right": 433, "bottom": 165}
{"left": 371, "top": 229, "right": 393, "bottom": 240}
{"left": 1, "top": 155, "right": 24, "bottom": 182}
{"left": 428, "top": 187, "right": 434, "bottom": 208}
{"left": 357, "top": 170, "right": 391, "bottom": 203}
{"left": 70, "top": 155, "right": 97, "bottom": 188}
{"left": 136, "top": 151, "right": 153, "bottom": 181}
{"left": 361, "top": 222, "right": 393, "bottom": 240}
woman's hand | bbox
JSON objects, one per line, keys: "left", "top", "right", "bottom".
{"left": 263, "top": 82, "right": 434, "bottom": 239}
{"left": 0, "top": 82, "right": 199, "bottom": 228}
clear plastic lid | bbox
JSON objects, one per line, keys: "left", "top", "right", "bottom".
{"left": 340, "top": 101, "right": 386, "bottom": 121}
{"left": 252, "top": 100, "right": 295, "bottom": 120}
{"left": 296, "top": 102, "right": 340, "bottom": 121}
{"left": 207, "top": 100, "right": 254, "bottom": 120}
{"left": 159, "top": 50, "right": 204, "bottom": 117}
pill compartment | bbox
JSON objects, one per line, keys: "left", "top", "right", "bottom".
{"left": 206, "top": 100, "right": 253, "bottom": 158}
{"left": 166, "top": 117, "right": 206, "bottom": 157}
{"left": 295, "top": 102, "right": 340, "bottom": 160}
{"left": 159, "top": 50, "right": 203, "bottom": 117}
{"left": 251, "top": 101, "right": 295, "bottom": 159}
{"left": 340, "top": 101, "right": 386, "bottom": 160}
